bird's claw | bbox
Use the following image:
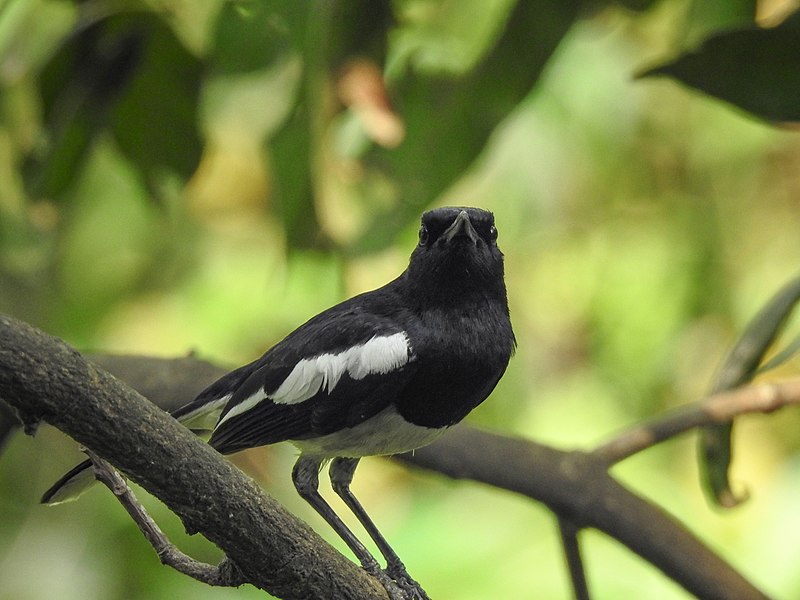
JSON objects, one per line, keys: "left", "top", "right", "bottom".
{"left": 392, "top": 578, "right": 431, "bottom": 600}
{"left": 368, "top": 567, "right": 409, "bottom": 600}
{"left": 364, "top": 563, "right": 431, "bottom": 600}
{"left": 387, "top": 565, "right": 431, "bottom": 600}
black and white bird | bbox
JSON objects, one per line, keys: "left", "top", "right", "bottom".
{"left": 43, "top": 206, "right": 515, "bottom": 600}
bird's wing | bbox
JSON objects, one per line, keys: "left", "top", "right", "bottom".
{"left": 206, "top": 305, "right": 418, "bottom": 455}
{"left": 171, "top": 360, "right": 260, "bottom": 431}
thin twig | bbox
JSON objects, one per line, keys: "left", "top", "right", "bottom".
{"left": 84, "top": 448, "right": 246, "bottom": 587}
{"left": 594, "top": 378, "right": 800, "bottom": 465}
{"left": 558, "top": 518, "right": 590, "bottom": 600}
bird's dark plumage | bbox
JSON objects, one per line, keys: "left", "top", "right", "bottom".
{"left": 171, "top": 206, "right": 514, "bottom": 458}
{"left": 43, "top": 206, "right": 515, "bottom": 600}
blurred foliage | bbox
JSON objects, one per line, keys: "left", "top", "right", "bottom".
{"left": 2, "top": 0, "right": 800, "bottom": 599}
{"left": 701, "top": 275, "right": 800, "bottom": 509}
{"left": 642, "top": 7, "right": 800, "bottom": 122}
{"left": 29, "top": 10, "right": 204, "bottom": 199}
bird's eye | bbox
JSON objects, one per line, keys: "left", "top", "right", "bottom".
{"left": 418, "top": 225, "right": 429, "bottom": 246}
{"left": 488, "top": 225, "right": 498, "bottom": 242}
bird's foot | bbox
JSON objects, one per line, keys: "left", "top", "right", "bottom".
{"left": 386, "top": 562, "right": 431, "bottom": 600}
{"left": 363, "top": 562, "right": 410, "bottom": 600}
{"left": 362, "top": 560, "right": 430, "bottom": 600}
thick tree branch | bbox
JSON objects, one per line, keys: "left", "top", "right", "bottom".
{"left": 0, "top": 315, "right": 779, "bottom": 599}
{"left": 0, "top": 315, "right": 387, "bottom": 600}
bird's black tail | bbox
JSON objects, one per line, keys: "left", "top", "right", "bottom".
{"left": 39, "top": 392, "right": 226, "bottom": 505}
{"left": 40, "top": 362, "right": 251, "bottom": 505}
{"left": 40, "top": 459, "right": 94, "bottom": 505}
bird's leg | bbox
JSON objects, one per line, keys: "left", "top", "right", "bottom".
{"left": 328, "top": 457, "right": 406, "bottom": 572}
{"left": 292, "top": 456, "right": 410, "bottom": 600}
{"left": 330, "top": 457, "right": 431, "bottom": 600}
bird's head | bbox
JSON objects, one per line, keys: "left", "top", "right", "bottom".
{"left": 405, "top": 207, "right": 507, "bottom": 303}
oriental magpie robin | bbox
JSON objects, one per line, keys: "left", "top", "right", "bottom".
{"left": 42, "top": 206, "right": 515, "bottom": 600}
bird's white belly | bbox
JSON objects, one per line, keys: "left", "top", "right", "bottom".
{"left": 292, "top": 406, "right": 446, "bottom": 459}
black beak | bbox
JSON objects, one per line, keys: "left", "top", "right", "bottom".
{"left": 443, "top": 210, "right": 479, "bottom": 244}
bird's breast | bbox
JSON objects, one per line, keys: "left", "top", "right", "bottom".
{"left": 396, "top": 305, "right": 513, "bottom": 428}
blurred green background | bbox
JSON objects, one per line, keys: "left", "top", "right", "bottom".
{"left": 2, "top": 0, "right": 800, "bottom": 598}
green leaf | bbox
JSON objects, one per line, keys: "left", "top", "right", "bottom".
{"left": 699, "top": 275, "right": 800, "bottom": 507}
{"left": 640, "top": 10, "right": 800, "bottom": 122}
{"left": 227, "top": 1, "right": 576, "bottom": 252}
{"left": 352, "top": 0, "right": 582, "bottom": 251}
{"left": 26, "top": 10, "right": 203, "bottom": 200}
{"left": 269, "top": 0, "right": 395, "bottom": 250}
{"left": 211, "top": 0, "right": 296, "bottom": 74}
{"left": 756, "top": 333, "right": 800, "bottom": 374}
{"left": 681, "top": 0, "right": 756, "bottom": 43}
{"left": 109, "top": 14, "right": 204, "bottom": 196}
{"left": 612, "top": 0, "right": 661, "bottom": 12}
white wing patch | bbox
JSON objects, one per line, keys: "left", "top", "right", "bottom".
{"left": 216, "top": 332, "right": 413, "bottom": 427}
{"left": 273, "top": 332, "right": 413, "bottom": 403}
